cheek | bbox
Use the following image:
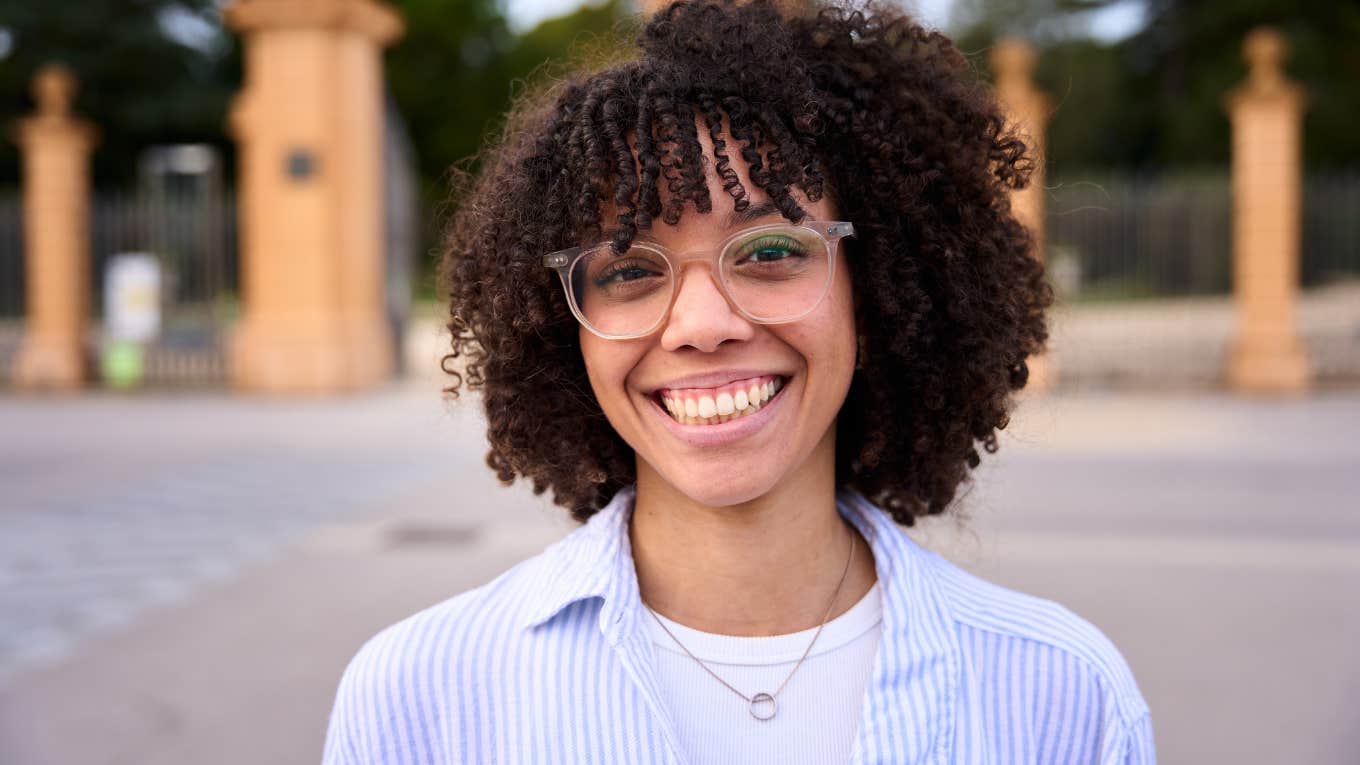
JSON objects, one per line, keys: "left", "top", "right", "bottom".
{"left": 823, "top": 264, "right": 859, "bottom": 365}
{"left": 778, "top": 282, "right": 857, "bottom": 387}
{"left": 579, "top": 330, "right": 645, "bottom": 415}
{"left": 579, "top": 332, "right": 609, "bottom": 401}
{"left": 814, "top": 268, "right": 859, "bottom": 397}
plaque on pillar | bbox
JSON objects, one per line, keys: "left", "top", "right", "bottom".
{"left": 286, "top": 149, "right": 317, "bottom": 181}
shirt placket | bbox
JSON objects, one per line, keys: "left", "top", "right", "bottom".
{"left": 603, "top": 607, "right": 693, "bottom": 765}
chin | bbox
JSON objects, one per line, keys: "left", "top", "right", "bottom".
{"left": 656, "top": 461, "right": 782, "bottom": 508}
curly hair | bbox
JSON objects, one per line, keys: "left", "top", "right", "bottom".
{"left": 439, "top": 0, "right": 1052, "bottom": 526}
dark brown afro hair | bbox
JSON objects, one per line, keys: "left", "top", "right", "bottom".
{"left": 439, "top": 0, "right": 1053, "bottom": 526}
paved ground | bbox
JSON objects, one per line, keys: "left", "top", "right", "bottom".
{"left": 1, "top": 381, "right": 1357, "bottom": 764}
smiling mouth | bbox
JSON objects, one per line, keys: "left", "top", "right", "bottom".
{"left": 654, "top": 375, "right": 787, "bottom": 426}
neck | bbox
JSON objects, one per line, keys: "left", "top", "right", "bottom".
{"left": 629, "top": 429, "right": 878, "bottom": 636}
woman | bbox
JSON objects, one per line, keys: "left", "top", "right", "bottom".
{"left": 324, "top": 1, "right": 1153, "bottom": 763}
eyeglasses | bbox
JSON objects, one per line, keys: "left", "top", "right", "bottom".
{"left": 543, "top": 220, "right": 855, "bottom": 340}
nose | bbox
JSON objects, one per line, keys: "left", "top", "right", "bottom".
{"left": 659, "top": 263, "right": 755, "bottom": 353}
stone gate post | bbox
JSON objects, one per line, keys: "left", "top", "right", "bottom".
{"left": 991, "top": 39, "right": 1054, "bottom": 393}
{"left": 1223, "top": 27, "right": 1310, "bottom": 395}
{"left": 223, "top": 0, "right": 404, "bottom": 393}
{"left": 11, "top": 65, "right": 98, "bottom": 392}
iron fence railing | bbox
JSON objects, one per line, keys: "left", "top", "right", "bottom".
{"left": 1303, "top": 170, "right": 1360, "bottom": 287}
{"left": 1046, "top": 168, "right": 1360, "bottom": 303}
{"left": 0, "top": 187, "right": 237, "bottom": 388}
{"left": 0, "top": 192, "right": 22, "bottom": 320}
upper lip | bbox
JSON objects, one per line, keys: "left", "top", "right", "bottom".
{"left": 647, "top": 370, "right": 789, "bottom": 393}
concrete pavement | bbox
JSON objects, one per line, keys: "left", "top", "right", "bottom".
{"left": 1, "top": 382, "right": 1357, "bottom": 764}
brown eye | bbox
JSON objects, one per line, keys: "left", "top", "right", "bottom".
{"left": 592, "top": 261, "right": 663, "bottom": 287}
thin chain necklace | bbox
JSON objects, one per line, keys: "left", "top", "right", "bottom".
{"left": 644, "top": 526, "right": 857, "bottom": 722}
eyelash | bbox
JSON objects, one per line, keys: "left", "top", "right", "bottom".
{"left": 736, "top": 235, "right": 807, "bottom": 261}
{"left": 593, "top": 259, "right": 660, "bottom": 286}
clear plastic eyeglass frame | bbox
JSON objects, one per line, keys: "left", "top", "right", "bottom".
{"left": 542, "top": 220, "right": 856, "bottom": 341}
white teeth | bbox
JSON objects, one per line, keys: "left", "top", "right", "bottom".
{"left": 716, "top": 392, "right": 735, "bottom": 416}
{"left": 697, "top": 396, "right": 717, "bottom": 418}
{"left": 659, "top": 376, "right": 786, "bottom": 426}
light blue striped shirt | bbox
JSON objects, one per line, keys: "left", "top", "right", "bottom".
{"left": 323, "top": 487, "right": 1154, "bottom": 764}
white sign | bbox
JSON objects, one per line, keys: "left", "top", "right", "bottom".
{"left": 105, "top": 253, "right": 161, "bottom": 342}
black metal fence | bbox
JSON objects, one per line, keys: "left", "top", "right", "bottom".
{"left": 91, "top": 189, "right": 237, "bottom": 384}
{"left": 1046, "top": 168, "right": 1360, "bottom": 302}
{"left": 1303, "top": 171, "right": 1360, "bottom": 287}
{"left": 0, "top": 193, "right": 21, "bottom": 383}
{"left": 0, "top": 187, "right": 237, "bottom": 387}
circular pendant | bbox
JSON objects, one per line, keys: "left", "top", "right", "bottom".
{"left": 749, "top": 692, "right": 777, "bottom": 721}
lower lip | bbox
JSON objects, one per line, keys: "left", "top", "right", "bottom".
{"left": 648, "top": 382, "right": 789, "bottom": 448}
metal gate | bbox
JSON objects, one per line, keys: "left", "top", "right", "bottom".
{"left": 91, "top": 145, "right": 236, "bottom": 387}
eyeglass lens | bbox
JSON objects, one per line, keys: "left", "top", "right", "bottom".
{"left": 570, "top": 225, "right": 832, "bottom": 337}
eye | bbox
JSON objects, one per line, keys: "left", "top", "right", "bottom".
{"left": 734, "top": 235, "right": 808, "bottom": 265}
{"left": 592, "top": 258, "right": 664, "bottom": 287}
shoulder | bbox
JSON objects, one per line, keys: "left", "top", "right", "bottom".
{"left": 321, "top": 542, "right": 567, "bottom": 765}
{"left": 919, "top": 547, "right": 1153, "bottom": 758}
{"left": 334, "top": 532, "right": 569, "bottom": 688}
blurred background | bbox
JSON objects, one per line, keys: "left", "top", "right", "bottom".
{"left": 0, "top": 0, "right": 1356, "bottom": 763}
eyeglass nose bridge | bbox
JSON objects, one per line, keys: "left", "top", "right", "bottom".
{"left": 662, "top": 254, "right": 745, "bottom": 324}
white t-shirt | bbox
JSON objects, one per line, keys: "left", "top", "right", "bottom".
{"left": 645, "top": 581, "right": 884, "bottom": 765}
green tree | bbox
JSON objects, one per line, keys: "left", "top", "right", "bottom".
{"left": 0, "top": 1, "right": 239, "bottom": 186}
{"left": 948, "top": 0, "right": 1360, "bottom": 170}
{"left": 385, "top": 0, "right": 633, "bottom": 296}
{"left": 386, "top": 0, "right": 632, "bottom": 204}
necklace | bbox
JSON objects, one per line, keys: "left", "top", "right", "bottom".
{"left": 644, "top": 526, "right": 857, "bottom": 722}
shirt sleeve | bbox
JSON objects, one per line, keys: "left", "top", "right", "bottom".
{"left": 320, "top": 653, "right": 366, "bottom": 765}
{"left": 1118, "top": 711, "right": 1156, "bottom": 765}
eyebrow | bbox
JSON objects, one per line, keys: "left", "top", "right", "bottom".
{"left": 598, "top": 200, "right": 785, "bottom": 242}
{"left": 727, "top": 200, "right": 784, "bottom": 228}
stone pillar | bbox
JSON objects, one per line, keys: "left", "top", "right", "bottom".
{"left": 224, "top": 0, "right": 403, "bottom": 393}
{"left": 10, "top": 65, "right": 98, "bottom": 391}
{"left": 991, "top": 39, "right": 1054, "bottom": 393}
{"left": 1223, "top": 27, "right": 1310, "bottom": 395}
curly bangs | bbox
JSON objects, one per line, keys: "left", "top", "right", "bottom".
{"left": 439, "top": 0, "right": 1053, "bottom": 525}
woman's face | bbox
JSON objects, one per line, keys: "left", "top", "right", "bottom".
{"left": 579, "top": 128, "right": 857, "bottom": 507}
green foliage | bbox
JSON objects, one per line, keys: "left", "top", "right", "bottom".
{"left": 0, "top": 0, "right": 239, "bottom": 186}
{"left": 0, "top": 0, "right": 632, "bottom": 195}
{"left": 387, "top": 0, "right": 632, "bottom": 209}
{"left": 384, "top": 0, "right": 632, "bottom": 291}
{"left": 950, "top": 0, "right": 1360, "bottom": 170}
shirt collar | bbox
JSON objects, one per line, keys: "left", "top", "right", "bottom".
{"left": 520, "top": 484, "right": 961, "bottom": 762}
{"left": 519, "top": 484, "right": 641, "bottom": 638}
{"left": 519, "top": 483, "right": 958, "bottom": 644}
